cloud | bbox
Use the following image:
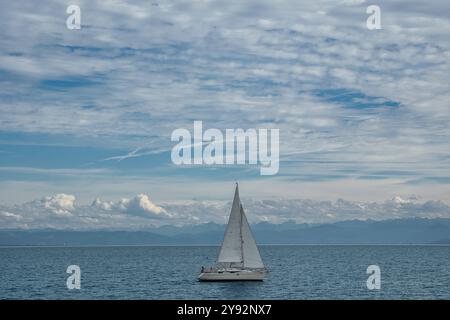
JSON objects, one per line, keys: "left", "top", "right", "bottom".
{"left": 101, "top": 147, "right": 143, "bottom": 162}
{"left": 91, "top": 197, "right": 114, "bottom": 211}
{"left": 240, "top": 196, "right": 450, "bottom": 224}
{"left": 0, "top": 210, "right": 23, "bottom": 220}
{"left": 0, "top": 192, "right": 171, "bottom": 230}
{"left": 0, "top": 167, "right": 111, "bottom": 175}
{"left": 124, "top": 194, "right": 170, "bottom": 217}
{"left": 0, "top": 1, "right": 449, "bottom": 208}
{"left": 92, "top": 194, "right": 170, "bottom": 218}
{"left": 40, "top": 193, "right": 76, "bottom": 216}
{"left": 2, "top": 192, "right": 449, "bottom": 230}
{"left": 167, "top": 195, "right": 450, "bottom": 225}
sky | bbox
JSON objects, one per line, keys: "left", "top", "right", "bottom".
{"left": 0, "top": 0, "right": 449, "bottom": 229}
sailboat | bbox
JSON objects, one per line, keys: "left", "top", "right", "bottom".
{"left": 198, "top": 183, "right": 267, "bottom": 281}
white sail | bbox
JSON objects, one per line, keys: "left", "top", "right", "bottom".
{"left": 217, "top": 184, "right": 265, "bottom": 269}
{"left": 240, "top": 206, "right": 265, "bottom": 269}
{"left": 217, "top": 184, "right": 244, "bottom": 265}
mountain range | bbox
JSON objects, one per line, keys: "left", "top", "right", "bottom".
{"left": 1, "top": 218, "right": 450, "bottom": 246}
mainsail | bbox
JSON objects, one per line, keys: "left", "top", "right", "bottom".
{"left": 217, "top": 184, "right": 265, "bottom": 269}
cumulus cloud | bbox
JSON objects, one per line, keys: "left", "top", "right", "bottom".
{"left": 123, "top": 194, "right": 169, "bottom": 217}
{"left": 92, "top": 194, "right": 170, "bottom": 218}
{"left": 91, "top": 197, "right": 114, "bottom": 211}
{"left": 3, "top": 193, "right": 448, "bottom": 230}
{"left": 239, "top": 196, "right": 450, "bottom": 224}
{"left": 164, "top": 196, "right": 450, "bottom": 225}
{"left": 40, "top": 193, "right": 76, "bottom": 216}
{"left": 0, "top": 193, "right": 171, "bottom": 230}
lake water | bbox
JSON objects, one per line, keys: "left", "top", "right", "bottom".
{"left": 1, "top": 246, "right": 449, "bottom": 299}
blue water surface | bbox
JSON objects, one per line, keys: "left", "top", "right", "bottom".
{"left": 0, "top": 246, "right": 449, "bottom": 299}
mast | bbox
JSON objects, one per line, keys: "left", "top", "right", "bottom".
{"left": 237, "top": 182, "right": 243, "bottom": 266}
{"left": 237, "top": 183, "right": 244, "bottom": 265}
{"left": 240, "top": 206, "right": 244, "bottom": 265}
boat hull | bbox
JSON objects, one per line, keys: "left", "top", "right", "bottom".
{"left": 198, "top": 270, "right": 266, "bottom": 281}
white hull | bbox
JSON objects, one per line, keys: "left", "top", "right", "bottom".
{"left": 198, "top": 270, "right": 266, "bottom": 281}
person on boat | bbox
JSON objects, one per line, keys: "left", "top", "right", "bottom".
{"left": 201, "top": 266, "right": 204, "bottom": 273}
